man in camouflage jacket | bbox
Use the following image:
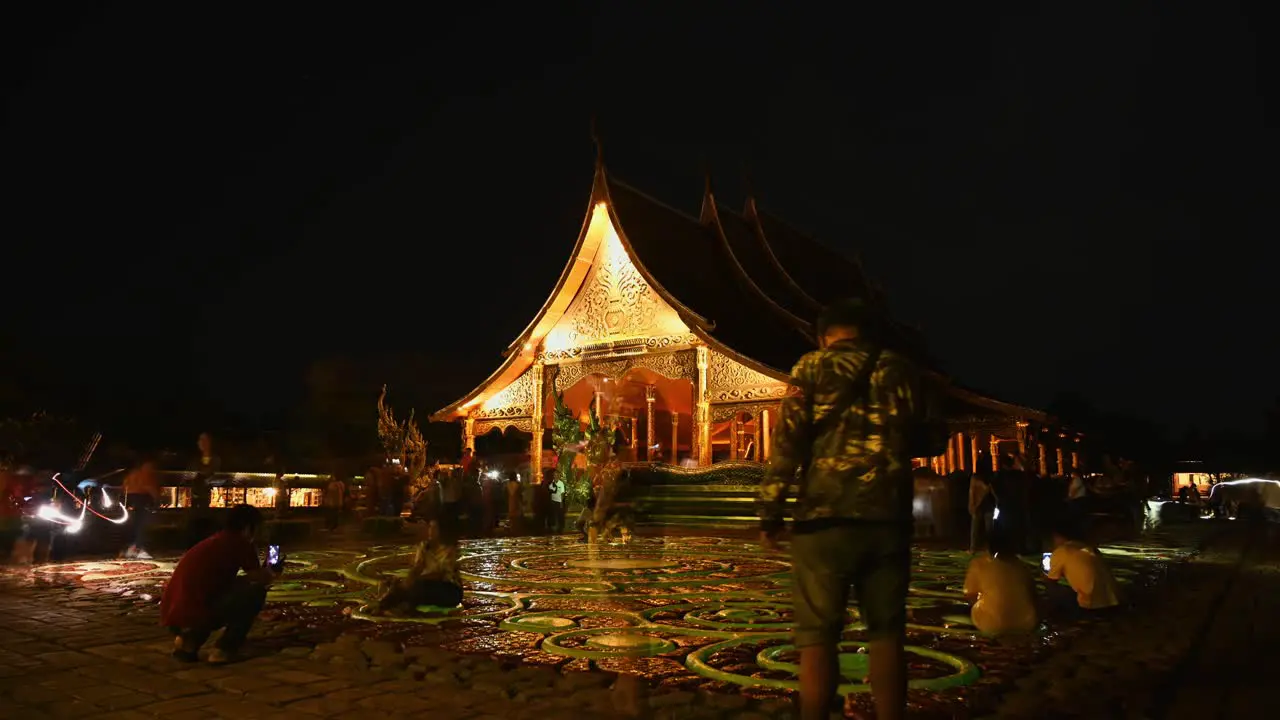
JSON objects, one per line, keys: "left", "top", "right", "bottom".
{"left": 759, "top": 299, "right": 921, "bottom": 720}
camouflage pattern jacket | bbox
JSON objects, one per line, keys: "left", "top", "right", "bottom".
{"left": 758, "top": 339, "right": 920, "bottom": 530}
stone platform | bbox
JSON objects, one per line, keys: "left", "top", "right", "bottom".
{"left": 0, "top": 530, "right": 1213, "bottom": 717}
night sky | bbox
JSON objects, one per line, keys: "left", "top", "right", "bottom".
{"left": 4, "top": 4, "right": 1269, "bottom": 448}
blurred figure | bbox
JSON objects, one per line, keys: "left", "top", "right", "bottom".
{"left": 548, "top": 474, "right": 567, "bottom": 533}
{"left": 186, "top": 433, "right": 220, "bottom": 547}
{"left": 121, "top": 458, "right": 161, "bottom": 559}
{"left": 324, "top": 474, "right": 346, "bottom": 531}
{"left": 968, "top": 469, "right": 996, "bottom": 553}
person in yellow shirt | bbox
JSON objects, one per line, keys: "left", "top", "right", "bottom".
{"left": 1045, "top": 526, "right": 1121, "bottom": 613}
{"left": 963, "top": 529, "right": 1038, "bottom": 635}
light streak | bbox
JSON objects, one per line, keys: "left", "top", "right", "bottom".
{"left": 36, "top": 473, "right": 130, "bottom": 534}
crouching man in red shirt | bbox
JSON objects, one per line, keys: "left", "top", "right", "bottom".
{"left": 161, "top": 504, "right": 278, "bottom": 664}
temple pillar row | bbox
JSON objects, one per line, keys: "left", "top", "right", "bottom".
{"left": 645, "top": 385, "right": 656, "bottom": 461}
{"left": 695, "top": 346, "right": 711, "bottom": 466}
{"left": 530, "top": 360, "right": 544, "bottom": 481}
{"left": 671, "top": 412, "right": 679, "bottom": 464}
{"left": 761, "top": 408, "right": 772, "bottom": 464}
{"left": 753, "top": 415, "right": 762, "bottom": 463}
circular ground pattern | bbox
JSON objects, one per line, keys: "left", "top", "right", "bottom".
{"left": 4, "top": 531, "right": 1200, "bottom": 714}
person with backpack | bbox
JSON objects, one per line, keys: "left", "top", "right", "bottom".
{"left": 759, "top": 299, "right": 941, "bottom": 720}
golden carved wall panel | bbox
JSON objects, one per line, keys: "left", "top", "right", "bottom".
{"left": 473, "top": 417, "right": 534, "bottom": 436}
{"left": 540, "top": 333, "right": 699, "bottom": 363}
{"left": 552, "top": 350, "right": 697, "bottom": 394}
{"left": 542, "top": 216, "right": 689, "bottom": 354}
{"left": 706, "top": 350, "right": 792, "bottom": 402}
{"left": 474, "top": 367, "right": 535, "bottom": 419}
{"left": 711, "top": 402, "right": 780, "bottom": 423}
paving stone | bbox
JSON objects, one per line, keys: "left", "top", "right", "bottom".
{"left": 245, "top": 683, "right": 325, "bottom": 705}
{"left": 92, "top": 690, "right": 159, "bottom": 711}
{"left": 136, "top": 693, "right": 222, "bottom": 715}
{"left": 266, "top": 669, "right": 330, "bottom": 684}
{"left": 41, "top": 699, "right": 105, "bottom": 718}
{"left": 285, "top": 696, "right": 353, "bottom": 715}
{"left": 207, "top": 674, "right": 280, "bottom": 694}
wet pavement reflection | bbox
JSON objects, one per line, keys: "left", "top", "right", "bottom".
{"left": 0, "top": 531, "right": 1205, "bottom": 716}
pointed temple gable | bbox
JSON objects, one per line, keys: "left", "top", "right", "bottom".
{"left": 434, "top": 158, "right": 1064, "bottom": 476}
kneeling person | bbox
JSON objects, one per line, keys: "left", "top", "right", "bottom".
{"left": 161, "top": 504, "right": 278, "bottom": 664}
{"left": 1045, "top": 525, "right": 1121, "bottom": 612}
{"left": 963, "top": 529, "right": 1038, "bottom": 634}
{"left": 374, "top": 525, "right": 463, "bottom": 613}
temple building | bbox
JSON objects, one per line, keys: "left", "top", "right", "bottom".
{"left": 432, "top": 157, "right": 1080, "bottom": 477}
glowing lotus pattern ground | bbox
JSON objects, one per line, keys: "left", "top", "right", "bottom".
{"left": 3, "top": 532, "right": 1201, "bottom": 713}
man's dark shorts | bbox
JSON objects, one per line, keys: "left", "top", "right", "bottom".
{"left": 791, "top": 521, "right": 911, "bottom": 648}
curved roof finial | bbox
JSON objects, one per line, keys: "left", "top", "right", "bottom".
{"left": 741, "top": 160, "right": 758, "bottom": 217}
{"left": 590, "top": 114, "right": 604, "bottom": 171}
{"left": 699, "top": 155, "right": 717, "bottom": 224}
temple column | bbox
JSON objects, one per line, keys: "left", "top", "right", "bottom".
{"left": 671, "top": 412, "right": 679, "bottom": 464}
{"left": 645, "top": 385, "right": 656, "bottom": 461}
{"left": 594, "top": 390, "right": 604, "bottom": 420}
{"left": 753, "top": 415, "right": 762, "bottom": 462}
{"left": 945, "top": 437, "right": 956, "bottom": 475}
{"left": 463, "top": 417, "right": 476, "bottom": 453}
{"left": 696, "top": 346, "right": 711, "bottom": 466}
{"left": 530, "top": 360, "right": 544, "bottom": 482}
{"left": 989, "top": 436, "right": 1000, "bottom": 472}
{"left": 1038, "top": 444, "right": 1048, "bottom": 477}
{"left": 954, "top": 432, "right": 966, "bottom": 471}
{"left": 730, "top": 416, "right": 740, "bottom": 461}
{"left": 761, "top": 408, "right": 772, "bottom": 463}
{"left": 1056, "top": 447, "right": 1065, "bottom": 477}
{"left": 969, "top": 433, "right": 980, "bottom": 474}
{"left": 1015, "top": 421, "right": 1029, "bottom": 457}
{"left": 630, "top": 411, "right": 638, "bottom": 450}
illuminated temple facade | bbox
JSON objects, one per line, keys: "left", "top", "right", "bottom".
{"left": 433, "top": 159, "right": 1079, "bottom": 477}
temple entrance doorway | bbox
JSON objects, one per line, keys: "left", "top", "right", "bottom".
{"left": 550, "top": 367, "right": 694, "bottom": 465}
{"left": 711, "top": 409, "right": 773, "bottom": 464}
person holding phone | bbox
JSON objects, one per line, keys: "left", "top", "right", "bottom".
{"left": 162, "top": 504, "right": 279, "bottom": 664}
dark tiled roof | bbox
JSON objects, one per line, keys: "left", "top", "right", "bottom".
{"left": 606, "top": 178, "right": 815, "bottom": 374}
{"left": 715, "top": 206, "right": 818, "bottom": 324}
{"left": 755, "top": 211, "right": 870, "bottom": 307}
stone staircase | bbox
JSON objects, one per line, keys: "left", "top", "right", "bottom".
{"left": 624, "top": 461, "right": 792, "bottom": 530}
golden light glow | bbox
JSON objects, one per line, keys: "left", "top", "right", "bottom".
{"left": 542, "top": 204, "right": 689, "bottom": 354}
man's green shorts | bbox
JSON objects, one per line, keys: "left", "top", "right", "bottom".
{"left": 790, "top": 521, "right": 911, "bottom": 647}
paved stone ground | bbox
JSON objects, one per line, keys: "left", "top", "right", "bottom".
{"left": 0, "top": 522, "right": 1258, "bottom": 719}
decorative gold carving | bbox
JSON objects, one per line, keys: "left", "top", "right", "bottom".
{"left": 710, "top": 402, "right": 779, "bottom": 424}
{"left": 475, "top": 367, "right": 535, "bottom": 419}
{"left": 540, "top": 333, "right": 698, "bottom": 364}
{"left": 706, "top": 350, "right": 791, "bottom": 402}
{"left": 551, "top": 350, "right": 697, "bottom": 393}
{"left": 543, "top": 222, "right": 689, "bottom": 354}
{"left": 473, "top": 417, "right": 534, "bottom": 436}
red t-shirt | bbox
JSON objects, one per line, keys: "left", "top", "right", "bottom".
{"left": 160, "top": 530, "right": 261, "bottom": 628}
